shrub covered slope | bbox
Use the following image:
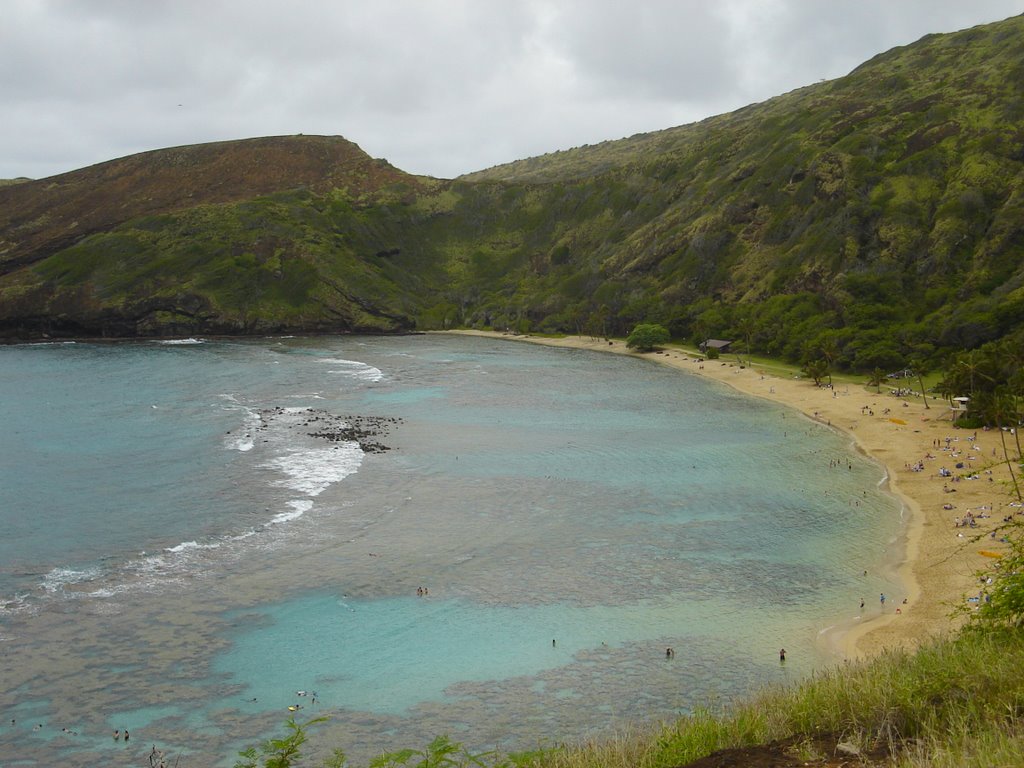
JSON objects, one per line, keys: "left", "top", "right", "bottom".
{"left": 1, "top": 15, "right": 1022, "bottom": 369}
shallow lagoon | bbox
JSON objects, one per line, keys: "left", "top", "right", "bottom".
{"left": 0, "top": 335, "right": 903, "bottom": 765}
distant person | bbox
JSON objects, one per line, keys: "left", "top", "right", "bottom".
{"left": 779, "top": 648, "right": 786, "bottom": 662}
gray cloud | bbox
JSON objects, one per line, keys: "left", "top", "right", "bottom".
{"left": 541, "top": 1, "right": 739, "bottom": 101}
{"left": 2, "top": 0, "right": 1021, "bottom": 180}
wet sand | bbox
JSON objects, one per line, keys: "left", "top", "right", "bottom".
{"left": 445, "top": 331, "right": 1019, "bottom": 659}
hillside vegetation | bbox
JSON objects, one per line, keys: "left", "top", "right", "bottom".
{"left": 1, "top": 15, "right": 1023, "bottom": 371}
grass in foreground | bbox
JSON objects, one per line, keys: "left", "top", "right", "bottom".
{"left": 540, "top": 627, "right": 1024, "bottom": 768}
{"left": 237, "top": 626, "right": 1024, "bottom": 768}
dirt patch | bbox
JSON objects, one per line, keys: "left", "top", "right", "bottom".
{"left": 675, "top": 734, "right": 895, "bottom": 768}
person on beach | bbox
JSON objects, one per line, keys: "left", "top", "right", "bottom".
{"left": 114, "top": 730, "right": 120, "bottom": 742}
{"left": 880, "top": 593, "right": 886, "bottom": 606}
{"left": 779, "top": 648, "right": 786, "bottom": 662}
{"left": 124, "top": 729, "right": 130, "bottom": 744}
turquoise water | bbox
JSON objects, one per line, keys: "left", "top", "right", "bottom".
{"left": 0, "top": 335, "right": 904, "bottom": 766}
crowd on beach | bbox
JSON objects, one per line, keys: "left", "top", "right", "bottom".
{"left": 608, "top": 339, "right": 1019, "bottom": 646}
{"left": 484, "top": 333, "right": 1023, "bottom": 656}
{"left": 905, "top": 431, "right": 1020, "bottom": 542}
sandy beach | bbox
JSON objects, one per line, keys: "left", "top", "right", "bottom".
{"left": 446, "top": 330, "right": 1020, "bottom": 660}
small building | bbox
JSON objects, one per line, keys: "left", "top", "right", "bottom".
{"left": 700, "top": 338, "right": 732, "bottom": 353}
{"left": 947, "top": 396, "right": 970, "bottom": 421}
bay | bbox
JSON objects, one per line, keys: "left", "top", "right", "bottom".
{"left": 0, "top": 334, "right": 903, "bottom": 766}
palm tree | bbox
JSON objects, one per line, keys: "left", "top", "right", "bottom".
{"left": 934, "top": 371, "right": 958, "bottom": 408}
{"left": 997, "top": 365, "right": 1024, "bottom": 466}
{"left": 990, "top": 340, "right": 1024, "bottom": 460}
{"left": 984, "top": 387, "right": 1022, "bottom": 502}
{"left": 909, "top": 356, "right": 931, "bottom": 409}
{"left": 818, "top": 336, "right": 839, "bottom": 388}
{"left": 956, "top": 350, "right": 987, "bottom": 398}
{"left": 735, "top": 312, "right": 757, "bottom": 366}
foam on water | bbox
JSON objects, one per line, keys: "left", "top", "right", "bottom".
{"left": 3, "top": 382, "right": 368, "bottom": 613}
{"left": 272, "top": 499, "right": 314, "bottom": 524}
{"left": 219, "top": 394, "right": 264, "bottom": 452}
{"left": 41, "top": 566, "right": 102, "bottom": 593}
{"left": 165, "top": 540, "right": 223, "bottom": 554}
{"left": 317, "top": 356, "right": 385, "bottom": 382}
{"left": 0, "top": 335, "right": 906, "bottom": 766}
{"left": 263, "top": 444, "right": 363, "bottom": 497}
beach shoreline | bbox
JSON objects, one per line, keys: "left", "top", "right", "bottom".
{"left": 442, "top": 330, "right": 1017, "bottom": 660}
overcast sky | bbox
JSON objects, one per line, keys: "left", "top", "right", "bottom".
{"left": 3, "top": 0, "right": 1022, "bottom": 180}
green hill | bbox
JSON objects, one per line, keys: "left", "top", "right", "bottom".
{"left": 0, "top": 135, "right": 436, "bottom": 336}
{"left": 1, "top": 14, "right": 1022, "bottom": 370}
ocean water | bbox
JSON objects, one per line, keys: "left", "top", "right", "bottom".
{"left": 0, "top": 334, "right": 904, "bottom": 766}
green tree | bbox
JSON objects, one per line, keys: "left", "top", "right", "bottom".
{"left": 981, "top": 387, "right": 1023, "bottom": 502}
{"left": 991, "top": 340, "right": 1024, "bottom": 461}
{"left": 956, "top": 349, "right": 987, "bottom": 398}
{"left": 235, "top": 717, "right": 329, "bottom": 768}
{"left": 734, "top": 309, "right": 757, "bottom": 365}
{"left": 818, "top": 335, "right": 840, "bottom": 387}
{"left": 369, "top": 735, "right": 497, "bottom": 768}
{"left": 802, "top": 358, "right": 830, "bottom": 387}
{"left": 626, "top": 323, "right": 670, "bottom": 352}
{"left": 867, "top": 367, "right": 888, "bottom": 394}
{"left": 586, "top": 305, "right": 610, "bottom": 340}
{"left": 968, "top": 527, "right": 1024, "bottom": 629}
{"left": 909, "top": 356, "right": 932, "bottom": 409}
{"left": 1011, "top": 367, "right": 1024, "bottom": 462}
